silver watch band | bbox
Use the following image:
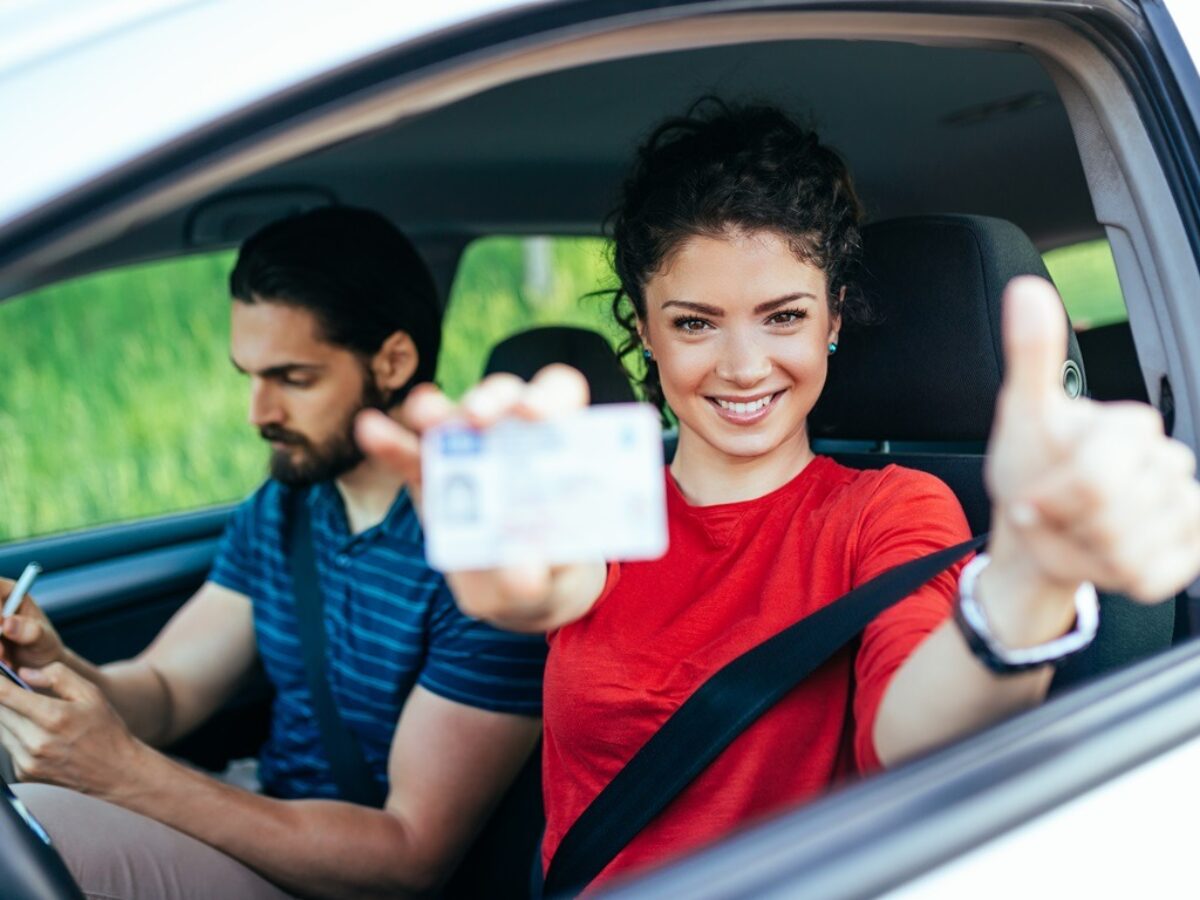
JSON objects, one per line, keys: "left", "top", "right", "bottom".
{"left": 955, "top": 553, "right": 1100, "bottom": 673}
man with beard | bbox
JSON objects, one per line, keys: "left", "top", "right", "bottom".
{"left": 0, "top": 207, "right": 548, "bottom": 899}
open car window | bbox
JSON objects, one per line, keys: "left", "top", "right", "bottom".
{"left": 0, "top": 252, "right": 260, "bottom": 544}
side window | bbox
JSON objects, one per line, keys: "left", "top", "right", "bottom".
{"left": 437, "top": 236, "right": 627, "bottom": 399}
{"left": 1042, "top": 237, "right": 1127, "bottom": 329}
{"left": 0, "top": 252, "right": 263, "bottom": 544}
{"left": 1043, "top": 238, "right": 1148, "bottom": 402}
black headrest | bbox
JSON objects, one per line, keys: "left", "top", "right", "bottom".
{"left": 810, "top": 215, "right": 1086, "bottom": 442}
{"left": 483, "top": 326, "right": 636, "bottom": 405}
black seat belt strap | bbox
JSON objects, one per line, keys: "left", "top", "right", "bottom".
{"left": 287, "top": 489, "right": 387, "bottom": 809}
{"left": 543, "top": 533, "right": 987, "bottom": 896}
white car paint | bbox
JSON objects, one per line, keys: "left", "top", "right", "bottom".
{"left": 887, "top": 732, "right": 1200, "bottom": 898}
{"left": 0, "top": 0, "right": 543, "bottom": 230}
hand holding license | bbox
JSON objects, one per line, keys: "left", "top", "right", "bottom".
{"left": 421, "top": 404, "right": 668, "bottom": 571}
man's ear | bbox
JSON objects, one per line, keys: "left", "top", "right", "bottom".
{"left": 370, "top": 330, "right": 419, "bottom": 394}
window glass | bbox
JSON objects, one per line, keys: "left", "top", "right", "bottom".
{"left": 0, "top": 252, "right": 263, "bottom": 543}
{"left": 1042, "top": 238, "right": 1127, "bottom": 329}
{"left": 437, "top": 236, "right": 630, "bottom": 399}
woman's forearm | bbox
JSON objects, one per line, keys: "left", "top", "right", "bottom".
{"left": 872, "top": 539, "right": 1078, "bottom": 767}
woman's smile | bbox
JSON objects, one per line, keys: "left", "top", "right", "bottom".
{"left": 707, "top": 389, "right": 785, "bottom": 424}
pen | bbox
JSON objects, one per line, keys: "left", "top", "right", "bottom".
{"left": 3, "top": 563, "right": 41, "bottom": 618}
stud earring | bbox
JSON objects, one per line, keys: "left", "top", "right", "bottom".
{"left": 828, "top": 341, "right": 838, "bottom": 355}
{"left": 643, "top": 347, "right": 654, "bottom": 361}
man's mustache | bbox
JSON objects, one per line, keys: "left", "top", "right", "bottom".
{"left": 259, "top": 425, "right": 308, "bottom": 446}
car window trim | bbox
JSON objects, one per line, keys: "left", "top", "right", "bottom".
{"left": 605, "top": 634, "right": 1200, "bottom": 899}
{"left": 0, "top": 504, "right": 233, "bottom": 579}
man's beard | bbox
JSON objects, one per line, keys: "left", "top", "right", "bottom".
{"left": 260, "top": 380, "right": 388, "bottom": 487}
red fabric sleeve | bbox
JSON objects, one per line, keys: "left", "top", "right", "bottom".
{"left": 547, "top": 561, "right": 622, "bottom": 641}
{"left": 850, "top": 467, "right": 972, "bottom": 772}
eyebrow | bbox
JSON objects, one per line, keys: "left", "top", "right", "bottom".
{"left": 230, "top": 358, "right": 325, "bottom": 378}
{"left": 661, "top": 293, "right": 818, "bottom": 316}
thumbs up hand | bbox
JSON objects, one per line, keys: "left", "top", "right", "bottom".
{"left": 984, "top": 276, "right": 1200, "bottom": 610}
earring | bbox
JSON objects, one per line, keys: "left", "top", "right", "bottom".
{"left": 643, "top": 347, "right": 654, "bottom": 361}
{"left": 828, "top": 341, "right": 838, "bottom": 355}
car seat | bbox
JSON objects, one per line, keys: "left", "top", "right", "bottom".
{"left": 811, "top": 214, "right": 1174, "bottom": 690}
{"left": 1075, "top": 321, "right": 1150, "bottom": 403}
{"left": 483, "top": 325, "right": 636, "bottom": 404}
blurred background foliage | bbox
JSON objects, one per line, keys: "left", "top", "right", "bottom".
{"left": 0, "top": 235, "right": 1122, "bottom": 543}
{"left": 1042, "top": 238, "right": 1125, "bottom": 330}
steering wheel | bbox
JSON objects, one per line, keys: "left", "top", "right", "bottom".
{"left": 0, "top": 775, "right": 84, "bottom": 900}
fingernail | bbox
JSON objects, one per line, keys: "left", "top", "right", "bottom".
{"left": 1009, "top": 501, "right": 1040, "bottom": 527}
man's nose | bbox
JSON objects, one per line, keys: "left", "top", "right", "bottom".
{"left": 715, "top": 332, "right": 772, "bottom": 387}
{"left": 248, "top": 379, "right": 284, "bottom": 428}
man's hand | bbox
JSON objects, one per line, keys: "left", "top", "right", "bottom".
{"left": 985, "top": 276, "right": 1200, "bottom": 621}
{"left": 0, "top": 580, "right": 65, "bottom": 670}
{"left": 0, "top": 663, "right": 142, "bottom": 799}
{"left": 356, "top": 365, "right": 607, "bottom": 631}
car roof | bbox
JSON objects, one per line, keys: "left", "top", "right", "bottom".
{"left": 0, "top": 0, "right": 546, "bottom": 236}
{"left": 229, "top": 38, "right": 1092, "bottom": 241}
{"left": 0, "top": 2, "right": 1096, "bottom": 294}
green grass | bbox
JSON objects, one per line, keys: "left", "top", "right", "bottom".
{"left": 0, "top": 233, "right": 1124, "bottom": 544}
{"left": 0, "top": 252, "right": 264, "bottom": 543}
{"left": 1043, "top": 238, "right": 1127, "bottom": 329}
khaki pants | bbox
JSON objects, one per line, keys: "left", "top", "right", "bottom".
{"left": 14, "top": 784, "right": 297, "bottom": 900}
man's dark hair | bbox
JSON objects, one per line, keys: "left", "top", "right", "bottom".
{"left": 609, "top": 99, "right": 869, "bottom": 409}
{"left": 230, "top": 206, "right": 441, "bottom": 403}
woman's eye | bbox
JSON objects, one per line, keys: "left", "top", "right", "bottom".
{"left": 284, "top": 376, "right": 316, "bottom": 388}
{"left": 673, "top": 316, "right": 712, "bottom": 333}
{"left": 768, "top": 308, "right": 808, "bottom": 326}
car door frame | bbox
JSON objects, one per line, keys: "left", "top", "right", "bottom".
{"left": 4, "top": 0, "right": 1200, "bottom": 894}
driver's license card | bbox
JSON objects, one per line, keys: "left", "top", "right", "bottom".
{"left": 421, "top": 403, "right": 668, "bottom": 571}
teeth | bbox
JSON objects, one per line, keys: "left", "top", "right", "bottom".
{"left": 716, "top": 394, "right": 773, "bottom": 414}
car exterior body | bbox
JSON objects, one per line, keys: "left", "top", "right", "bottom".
{"left": 3, "top": 1, "right": 1200, "bottom": 896}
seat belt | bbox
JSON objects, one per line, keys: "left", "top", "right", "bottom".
{"left": 543, "top": 533, "right": 987, "bottom": 897}
{"left": 287, "top": 489, "right": 388, "bottom": 809}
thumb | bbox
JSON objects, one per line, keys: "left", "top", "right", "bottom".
{"left": 999, "top": 275, "right": 1070, "bottom": 415}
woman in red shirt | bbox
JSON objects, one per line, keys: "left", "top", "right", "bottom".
{"left": 360, "top": 103, "right": 1200, "bottom": 892}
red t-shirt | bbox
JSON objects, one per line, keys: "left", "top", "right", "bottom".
{"left": 541, "top": 456, "right": 971, "bottom": 888}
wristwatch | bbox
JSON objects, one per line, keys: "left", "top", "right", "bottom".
{"left": 953, "top": 553, "right": 1100, "bottom": 674}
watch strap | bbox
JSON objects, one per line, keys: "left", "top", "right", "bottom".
{"left": 953, "top": 553, "right": 1100, "bottom": 674}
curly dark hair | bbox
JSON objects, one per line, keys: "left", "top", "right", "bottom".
{"left": 609, "top": 99, "right": 869, "bottom": 410}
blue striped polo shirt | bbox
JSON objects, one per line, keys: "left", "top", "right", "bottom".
{"left": 208, "top": 479, "right": 546, "bottom": 801}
